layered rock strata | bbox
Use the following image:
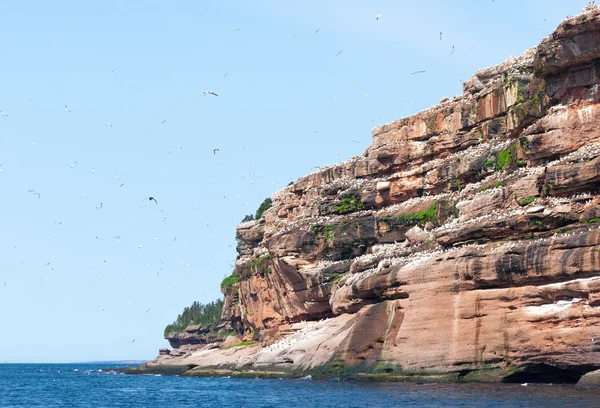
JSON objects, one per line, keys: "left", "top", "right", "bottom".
{"left": 145, "top": 6, "right": 600, "bottom": 383}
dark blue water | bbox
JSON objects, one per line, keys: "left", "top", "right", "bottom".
{"left": 1, "top": 364, "right": 599, "bottom": 407}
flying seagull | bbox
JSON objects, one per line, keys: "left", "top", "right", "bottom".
{"left": 451, "top": 46, "right": 455, "bottom": 54}
{"left": 65, "top": 105, "right": 71, "bottom": 112}
{"left": 376, "top": 13, "right": 382, "bottom": 20}
{"left": 147, "top": 197, "right": 158, "bottom": 204}
{"left": 411, "top": 71, "right": 426, "bottom": 75}
{"left": 28, "top": 190, "right": 41, "bottom": 199}
{"left": 315, "top": 28, "right": 320, "bottom": 33}
{"left": 161, "top": 119, "right": 167, "bottom": 124}
{"left": 131, "top": 339, "right": 135, "bottom": 343}
{"left": 204, "top": 91, "right": 218, "bottom": 96}
{"left": 440, "top": 32, "right": 442, "bottom": 40}
{"left": 1, "top": 111, "right": 7, "bottom": 117}
{"left": 336, "top": 50, "right": 343, "bottom": 56}
{"left": 212, "top": 148, "right": 219, "bottom": 154}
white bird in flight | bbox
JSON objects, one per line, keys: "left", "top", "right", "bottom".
{"left": 204, "top": 91, "right": 218, "bottom": 97}
{"left": 336, "top": 50, "right": 343, "bottom": 56}
{"left": 65, "top": 105, "right": 71, "bottom": 112}
{"left": 376, "top": 13, "right": 382, "bottom": 20}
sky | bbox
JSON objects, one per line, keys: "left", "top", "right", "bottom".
{"left": 0, "top": 0, "right": 592, "bottom": 363}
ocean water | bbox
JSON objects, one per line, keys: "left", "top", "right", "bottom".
{"left": 0, "top": 364, "right": 599, "bottom": 407}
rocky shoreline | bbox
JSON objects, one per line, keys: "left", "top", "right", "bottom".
{"left": 139, "top": 5, "right": 600, "bottom": 386}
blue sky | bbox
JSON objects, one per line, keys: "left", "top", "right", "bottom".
{"left": 0, "top": 0, "right": 591, "bottom": 363}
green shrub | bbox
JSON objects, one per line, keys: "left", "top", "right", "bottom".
{"left": 241, "top": 214, "right": 254, "bottom": 222}
{"left": 483, "top": 157, "right": 496, "bottom": 170}
{"left": 255, "top": 197, "right": 273, "bottom": 219}
{"left": 221, "top": 274, "right": 241, "bottom": 289}
{"left": 518, "top": 196, "right": 537, "bottom": 207}
{"left": 496, "top": 149, "right": 512, "bottom": 170}
{"left": 333, "top": 195, "right": 364, "bottom": 214}
{"left": 396, "top": 202, "right": 437, "bottom": 225}
{"left": 580, "top": 217, "right": 600, "bottom": 224}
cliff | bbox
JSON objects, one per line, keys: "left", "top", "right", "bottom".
{"left": 144, "top": 5, "right": 600, "bottom": 383}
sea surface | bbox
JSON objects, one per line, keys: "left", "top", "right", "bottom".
{"left": 0, "top": 364, "right": 599, "bottom": 407}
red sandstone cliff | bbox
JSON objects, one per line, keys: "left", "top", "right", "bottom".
{"left": 147, "top": 5, "right": 600, "bottom": 383}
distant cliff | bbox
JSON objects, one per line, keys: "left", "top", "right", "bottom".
{"left": 144, "top": 5, "right": 600, "bottom": 383}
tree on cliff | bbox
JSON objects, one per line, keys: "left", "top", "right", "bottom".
{"left": 164, "top": 299, "right": 224, "bottom": 334}
{"left": 255, "top": 197, "right": 272, "bottom": 219}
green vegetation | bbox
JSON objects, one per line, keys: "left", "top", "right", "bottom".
{"left": 333, "top": 195, "right": 364, "bottom": 214}
{"left": 323, "top": 224, "right": 335, "bottom": 247}
{"left": 557, "top": 228, "right": 571, "bottom": 234}
{"left": 255, "top": 197, "right": 273, "bottom": 219}
{"left": 518, "top": 196, "right": 537, "bottom": 207}
{"left": 227, "top": 340, "right": 255, "bottom": 349}
{"left": 396, "top": 202, "right": 437, "bottom": 225}
{"left": 245, "top": 254, "right": 270, "bottom": 272}
{"left": 235, "top": 231, "right": 245, "bottom": 250}
{"left": 496, "top": 148, "right": 512, "bottom": 170}
{"left": 221, "top": 273, "right": 241, "bottom": 289}
{"left": 241, "top": 214, "right": 254, "bottom": 222}
{"left": 483, "top": 156, "right": 496, "bottom": 170}
{"left": 580, "top": 218, "right": 600, "bottom": 224}
{"left": 530, "top": 217, "right": 547, "bottom": 228}
{"left": 164, "top": 299, "right": 223, "bottom": 335}
{"left": 451, "top": 178, "right": 464, "bottom": 192}
{"left": 332, "top": 273, "right": 347, "bottom": 283}
{"left": 478, "top": 180, "right": 505, "bottom": 193}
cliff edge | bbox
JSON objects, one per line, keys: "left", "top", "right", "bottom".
{"left": 143, "top": 5, "right": 600, "bottom": 383}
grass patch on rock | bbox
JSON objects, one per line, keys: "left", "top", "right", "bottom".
{"left": 396, "top": 202, "right": 437, "bottom": 225}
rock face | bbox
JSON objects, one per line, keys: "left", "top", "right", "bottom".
{"left": 149, "top": 6, "right": 600, "bottom": 383}
{"left": 164, "top": 322, "right": 233, "bottom": 349}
